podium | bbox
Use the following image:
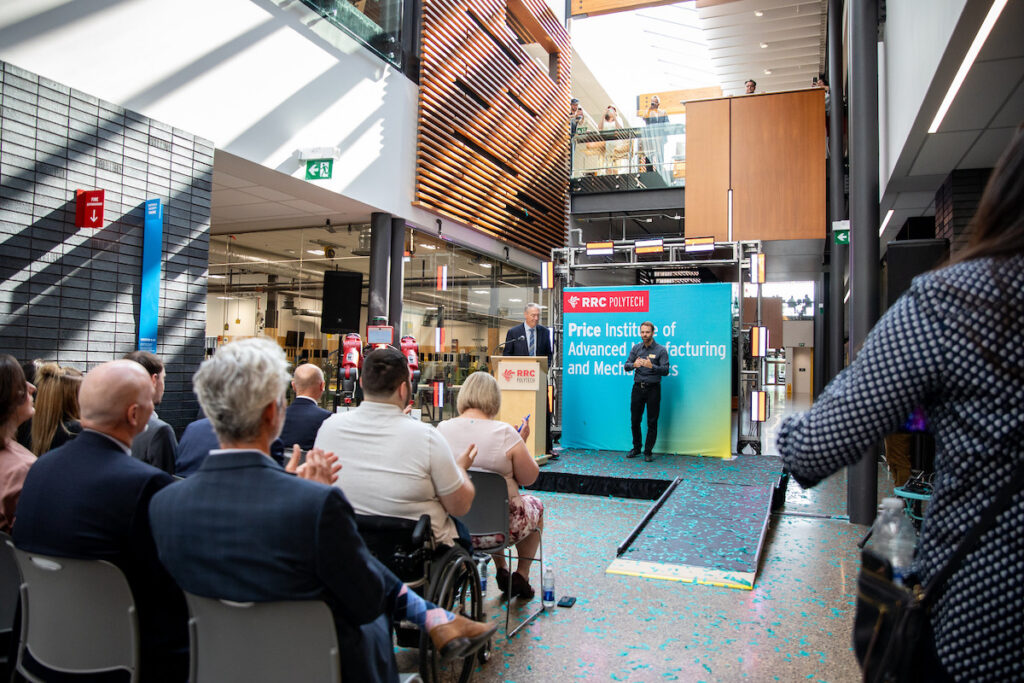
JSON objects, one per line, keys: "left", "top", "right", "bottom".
{"left": 490, "top": 356, "right": 547, "bottom": 457}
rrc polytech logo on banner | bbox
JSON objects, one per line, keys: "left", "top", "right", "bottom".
{"left": 562, "top": 290, "right": 649, "bottom": 313}
{"left": 496, "top": 361, "right": 540, "bottom": 391}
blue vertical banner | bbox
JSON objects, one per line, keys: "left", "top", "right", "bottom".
{"left": 138, "top": 198, "right": 163, "bottom": 353}
{"left": 561, "top": 284, "right": 733, "bottom": 458}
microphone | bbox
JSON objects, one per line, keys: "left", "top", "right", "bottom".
{"left": 494, "top": 335, "right": 526, "bottom": 353}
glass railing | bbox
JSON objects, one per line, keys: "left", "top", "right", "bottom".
{"left": 570, "top": 123, "right": 686, "bottom": 193}
{"left": 300, "top": 0, "right": 404, "bottom": 67}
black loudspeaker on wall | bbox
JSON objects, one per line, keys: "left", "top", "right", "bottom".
{"left": 885, "top": 239, "right": 949, "bottom": 308}
{"left": 321, "top": 271, "right": 363, "bottom": 334}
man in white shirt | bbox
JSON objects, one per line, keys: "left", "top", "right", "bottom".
{"left": 315, "top": 347, "right": 476, "bottom": 547}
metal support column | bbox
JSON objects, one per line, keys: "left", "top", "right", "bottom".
{"left": 847, "top": 0, "right": 880, "bottom": 525}
{"left": 388, "top": 217, "right": 405, "bottom": 332}
{"left": 828, "top": 0, "right": 848, "bottom": 385}
{"left": 368, "top": 212, "right": 392, "bottom": 324}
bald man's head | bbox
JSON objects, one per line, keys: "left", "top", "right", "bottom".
{"left": 292, "top": 363, "right": 325, "bottom": 399}
{"left": 79, "top": 360, "right": 154, "bottom": 440}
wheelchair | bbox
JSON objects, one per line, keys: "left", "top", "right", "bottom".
{"left": 356, "top": 514, "right": 491, "bottom": 683}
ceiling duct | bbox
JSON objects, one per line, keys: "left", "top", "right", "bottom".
{"left": 351, "top": 226, "right": 373, "bottom": 256}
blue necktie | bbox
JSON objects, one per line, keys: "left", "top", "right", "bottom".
{"left": 528, "top": 328, "right": 536, "bottom": 356}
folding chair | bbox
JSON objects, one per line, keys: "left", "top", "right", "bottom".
{"left": 12, "top": 547, "right": 138, "bottom": 683}
{"left": 460, "top": 470, "right": 545, "bottom": 637}
{"left": 0, "top": 533, "right": 20, "bottom": 676}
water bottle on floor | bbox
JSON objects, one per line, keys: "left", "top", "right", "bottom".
{"left": 867, "top": 497, "right": 917, "bottom": 585}
{"left": 542, "top": 565, "right": 555, "bottom": 608}
{"left": 477, "top": 556, "right": 488, "bottom": 593}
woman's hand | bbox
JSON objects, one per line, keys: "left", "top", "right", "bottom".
{"left": 519, "top": 419, "right": 531, "bottom": 442}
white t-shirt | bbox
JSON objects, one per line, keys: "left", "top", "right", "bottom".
{"left": 314, "top": 400, "right": 465, "bottom": 546}
{"left": 436, "top": 417, "right": 523, "bottom": 501}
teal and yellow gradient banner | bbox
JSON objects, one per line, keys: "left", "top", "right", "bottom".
{"left": 561, "top": 284, "right": 732, "bottom": 458}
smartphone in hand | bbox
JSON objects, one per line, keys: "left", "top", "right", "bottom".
{"left": 517, "top": 414, "right": 531, "bottom": 433}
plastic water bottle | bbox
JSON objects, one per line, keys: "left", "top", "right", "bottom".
{"left": 542, "top": 566, "right": 555, "bottom": 608}
{"left": 477, "top": 556, "right": 488, "bottom": 593}
{"left": 867, "top": 498, "right": 917, "bottom": 585}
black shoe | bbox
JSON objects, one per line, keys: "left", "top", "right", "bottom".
{"left": 643, "top": 453, "right": 653, "bottom": 462}
{"left": 510, "top": 571, "right": 534, "bottom": 600}
{"left": 626, "top": 449, "right": 640, "bottom": 459}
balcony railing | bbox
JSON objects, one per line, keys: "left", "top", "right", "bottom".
{"left": 301, "top": 0, "right": 404, "bottom": 67}
{"left": 570, "top": 123, "right": 686, "bottom": 193}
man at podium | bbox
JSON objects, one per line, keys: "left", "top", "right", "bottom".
{"left": 503, "top": 303, "right": 553, "bottom": 454}
{"left": 503, "top": 303, "right": 552, "bottom": 364}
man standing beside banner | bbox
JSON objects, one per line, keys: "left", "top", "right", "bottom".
{"left": 624, "top": 321, "right": 670, "bottom": 462}
{"left": 503, "top": 303, "right": 553, "bottom": 454}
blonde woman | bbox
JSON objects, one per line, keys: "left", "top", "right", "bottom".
{"left": 601, "top": 105, "right": 630, "bottom": 174}
{"left": 30, "top": 363, "right": 83, "bottom": 455}
{"left": 438, "top": 371, "right": 544, "bottom": 599}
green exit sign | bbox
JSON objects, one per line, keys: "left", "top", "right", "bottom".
{"left": 305, "top": 159, "right": 333, "bottom": 180}
{"left": 834, "top": 229, "right": 850, "bottom": 245}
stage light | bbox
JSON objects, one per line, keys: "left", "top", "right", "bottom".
{"left": 434, "top": 326, "right": 444, "bottom": 351}
{"left": 749, "top": 253, "right": 765, "bottom": 283}
{"left": 878, "top": 209, "right": 894, "bottom": 237}
{"left": 433, "top": 381, "right": 445, "bottom": 408}
{"left": 586, "top": 241, "right": 614, "bottom": 256}
{"left": 684, "top": 236, "right": 715, "bottom": 253}
{"left": 634, "top": 238, "right": 664, "bottom": 255}
{"left": 750, "top": 390, "right": 768, "bottom": 422}
{"left": 541, "top": 261, "right": 554, "bottom": 288}
{"left": 436, "top": 264, "right": 447, "bottom": 291}
{"left": 751, "top": 326, "right": 768, "bottom": 357}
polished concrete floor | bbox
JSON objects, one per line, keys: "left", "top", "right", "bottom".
{"left": 398, "top": 388, "right": 895, "bottom": 682}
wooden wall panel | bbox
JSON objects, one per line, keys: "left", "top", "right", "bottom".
{"left": 683, "top": 98, "right": 731, "bottom": 241}
{"left": 416, "top": 0, "right": 571, "bottom": 257}
{"left": 731, "top": 90, "right": 826, "bottom": 241}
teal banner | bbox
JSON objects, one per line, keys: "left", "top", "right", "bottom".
{"left": 138, "top": 198, "right": 162, "bottom": 353}
{"left": 561, "top": 284, "right": 732, "bottom": 458}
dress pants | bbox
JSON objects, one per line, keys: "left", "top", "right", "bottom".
{"left": 630, "top": 382, "right": 661, "bottom": 455}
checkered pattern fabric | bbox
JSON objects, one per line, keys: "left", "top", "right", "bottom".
{"left": 778, "top": 255, "right": 1024, "bottom": 681}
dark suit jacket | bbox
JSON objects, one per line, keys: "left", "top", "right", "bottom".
{"left": 131, "top": 413, "right": 178, "bottom": 475}
{"left": 174, "top": 418, "right": 285, "bottom": 476}
{"left": 13, "top": 430, "right": 189, "bottom": 682}
{"left": 504, "top": 323, "right": 553, "bottom": 364}
{"left": 278, "top": 397, "right": 332, "bottom": 451}
{"left": 149, "top": 450, "right": 398, "bottom": 683}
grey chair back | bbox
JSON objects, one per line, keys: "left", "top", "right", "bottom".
{"left": 12, "top": 548, "right": 138, "bottom": 682}
{"left": 461, "top": 470, "right": 511, "bottom": 547}
{"left": 185, "top": 592, "right": 341, "bottom": 683}
{"left": 0, "top": 534, "right": 19, "bottom": 639}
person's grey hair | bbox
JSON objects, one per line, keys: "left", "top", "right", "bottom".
{"left": 525, "top": 303, "right": 540, "bottom": 314}
{"left": 457, "top": 371, "right": 501, "bottom": 418}
{"left": 193, "top": 337, "right": 290, "bottom": 444}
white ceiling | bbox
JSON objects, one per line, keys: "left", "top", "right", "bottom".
{"left": 696, "top": 0, "right": 826, "bottom": 95}
{"left": 879, "top": 0, "right": 1024, "bottom": 246}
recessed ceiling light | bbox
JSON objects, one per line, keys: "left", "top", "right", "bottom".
{"left": 474, "top": 289, "right": 488, "bottom": 294}
{"left": 208, "top": 274, "right": 226, "bottom": 279}
{"left": 307, "top": 249, "right": 324, "bottom": 256}
{"left": 216, "top": 296, "right": 234, "bottom": 300}
{"left": 284, "top": 249, "right": 296, "bottom": 254}
{"left": 764, "top": 69, "right": 772, "bottom": 75}
{"left": 421, "top": 244, "right": 437, "bottom": 250}
{"left": 760, "top": 42, "right": 768, "bottom": 49}
{"left": 754, "top": 10, "right": 764, "bottom": 17}
{"left": 480, "top": 263, "right": 491, "bottom": 268}
{"left": 509, "top": 298, "right": 522, "bottom": 303}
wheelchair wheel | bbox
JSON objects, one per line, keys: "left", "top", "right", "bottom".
{"left": 419, "top": 546, "right": 484, "bottom": 683}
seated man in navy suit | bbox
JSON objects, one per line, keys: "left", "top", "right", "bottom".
{"left": 149, "top": 338, "right": 495, "bottom": 683}
{"left": 278, "top": 362, "right": 332, "bottom": 451}
{"left": 175, "top": 416, "right": 285, "bottom": 476}
{"left": 14, "top": 360, "right": 189, "bottom": 682}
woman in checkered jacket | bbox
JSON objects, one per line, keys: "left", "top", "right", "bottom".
{"left": 778, "top": 123, "right": 1024, "bottom": 682}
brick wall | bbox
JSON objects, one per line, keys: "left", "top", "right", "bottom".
{"left": 0, "top": 61, "right": 211, "bottom": 431}
{"left": 934, "top": 168, "right": 991, "bottom": 257}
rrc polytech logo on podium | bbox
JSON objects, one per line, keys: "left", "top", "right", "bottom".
{"left": 563, "top": 290, "right": 649, "bottom": 313}
{"left": 496, "top": 362, "right": 540, "bottom": 391}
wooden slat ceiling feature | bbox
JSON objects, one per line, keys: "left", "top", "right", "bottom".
{"left": 416, "top": 0, "right": 571, "bottom": 258}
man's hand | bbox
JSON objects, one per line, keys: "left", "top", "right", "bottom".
{"left": 455, "top": 443, "right": 478, "bottom": 471}
{"left": 285, "top": 444, "right": 302, "bottom": 473}
{"left": 297, "top": 447, "right": 341, "bottom": 485}
{"left": 635, "top": 357, "right": 651, "bottom": 369}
